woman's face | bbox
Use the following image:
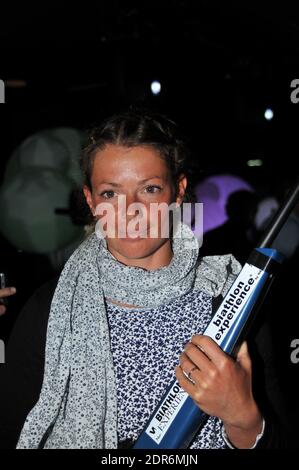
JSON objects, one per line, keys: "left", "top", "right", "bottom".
{"left": 84, "top": 144, "right": 186, "bottom": 263}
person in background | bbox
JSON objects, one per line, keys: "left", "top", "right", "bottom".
{"left": 200, "top": 190, "right": 259, "bottom": 264}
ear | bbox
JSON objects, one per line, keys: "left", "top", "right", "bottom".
{"left": 83, "top": 185, "right": 95, "bottom": 216}
{"left": 176, "top": 174, "right": 187, "bottom": 206}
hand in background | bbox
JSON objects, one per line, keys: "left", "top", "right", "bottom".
{"left": 0, "top": 287, "right": 17, "bottom": 316}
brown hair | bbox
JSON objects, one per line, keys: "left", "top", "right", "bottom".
{"left": 80, "top": 107, "right": 194, "bottom": 202}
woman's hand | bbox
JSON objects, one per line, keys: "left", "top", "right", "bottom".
{"left": 0, "top": 287, "right": 16, "bottom": 316}
{"left": 175, "top": 335, "right": 263, "bottom": 448}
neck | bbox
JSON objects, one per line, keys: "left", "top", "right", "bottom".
{"left": 107, "top": 239, "right": 173, "bottom": 271}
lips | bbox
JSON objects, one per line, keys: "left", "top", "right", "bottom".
{"left": 119, "top": 232, "right": 148, "bottom": 240}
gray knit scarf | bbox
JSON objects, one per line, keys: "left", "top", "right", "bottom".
{"left": 17, "top": 222, "right": 240, "bottom": 449}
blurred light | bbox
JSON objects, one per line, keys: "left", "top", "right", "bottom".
{"left": 247, "top": 159, "right": 263, "bottom": 167}
{"left": 5, "top": 79, "right": 27, "bottom": 88}
{"left": 151, "top": 80, "right": 161, "bottom": 95}
{"left": 264, "top": 108, "right": 274, "bottom": 120}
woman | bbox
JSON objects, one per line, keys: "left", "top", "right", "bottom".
{"left": 0, "top": 109, "right": 287, "bottom": 449}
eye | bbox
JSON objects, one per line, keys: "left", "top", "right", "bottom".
{"left": 144, "top": 185, "right": 162, "bottom": 194}
{"left": 100, "top": 190, "right": 116, "bottom": 199}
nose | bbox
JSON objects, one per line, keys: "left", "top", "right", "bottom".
{"left": 118, "top": 193, "right": 141, "bottom": 219}
{"left": 122, "top": 193, "right": 140, "bottom": 216}
{"left": 126, "top": 194, "right": 139, "bottom": 214}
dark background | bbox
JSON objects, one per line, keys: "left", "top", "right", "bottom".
{"left": 0, "top": 0, "right": 299, "bottom": 447}
{"left": 0, "top": 1, "right": 298, "bottom": 176}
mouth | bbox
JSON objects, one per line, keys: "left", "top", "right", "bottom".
{"left": 119, "top": 233, "right": 148, "bottom": 241}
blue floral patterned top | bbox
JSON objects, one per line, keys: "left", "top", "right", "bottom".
{"left": 106, "top": 289, "right": 227, "bottom": 449}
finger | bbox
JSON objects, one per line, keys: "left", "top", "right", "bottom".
{"left": 184, "top": 342, "right": 214, "bottom": 373}
{"left": 191, "top": 335, "right": 231, "bottom": 369}
{"left": 0, "top": 304, "right": 6, "bottom": 316}
{"left": 179, "top": 351, "right": 196, "bottom": 373}
{"left": 175, "top": 365, "right": 197, "bottom": 395}
{"left": 0, "top": 287, "right": 17, "bottom": 298}
{"left": 179, "top": 352, "right": 201, "bottom": 383}
{"left": 236, "top": 341, "right": 252, "bottom": 373}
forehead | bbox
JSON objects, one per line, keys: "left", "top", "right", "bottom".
{"left": 91, "top": 144, "right": 169, "bottom": 182}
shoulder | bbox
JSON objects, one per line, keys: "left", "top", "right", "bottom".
{"left": 194, "top": 253, "right": 242, "bottom": 298}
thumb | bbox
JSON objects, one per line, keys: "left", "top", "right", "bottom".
{"left": 236, "top": 341, "right": 252, "bottom": 373}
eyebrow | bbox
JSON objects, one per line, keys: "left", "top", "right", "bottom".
{"left": 97, "top": 176, "right": 164, "bottom": 187}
